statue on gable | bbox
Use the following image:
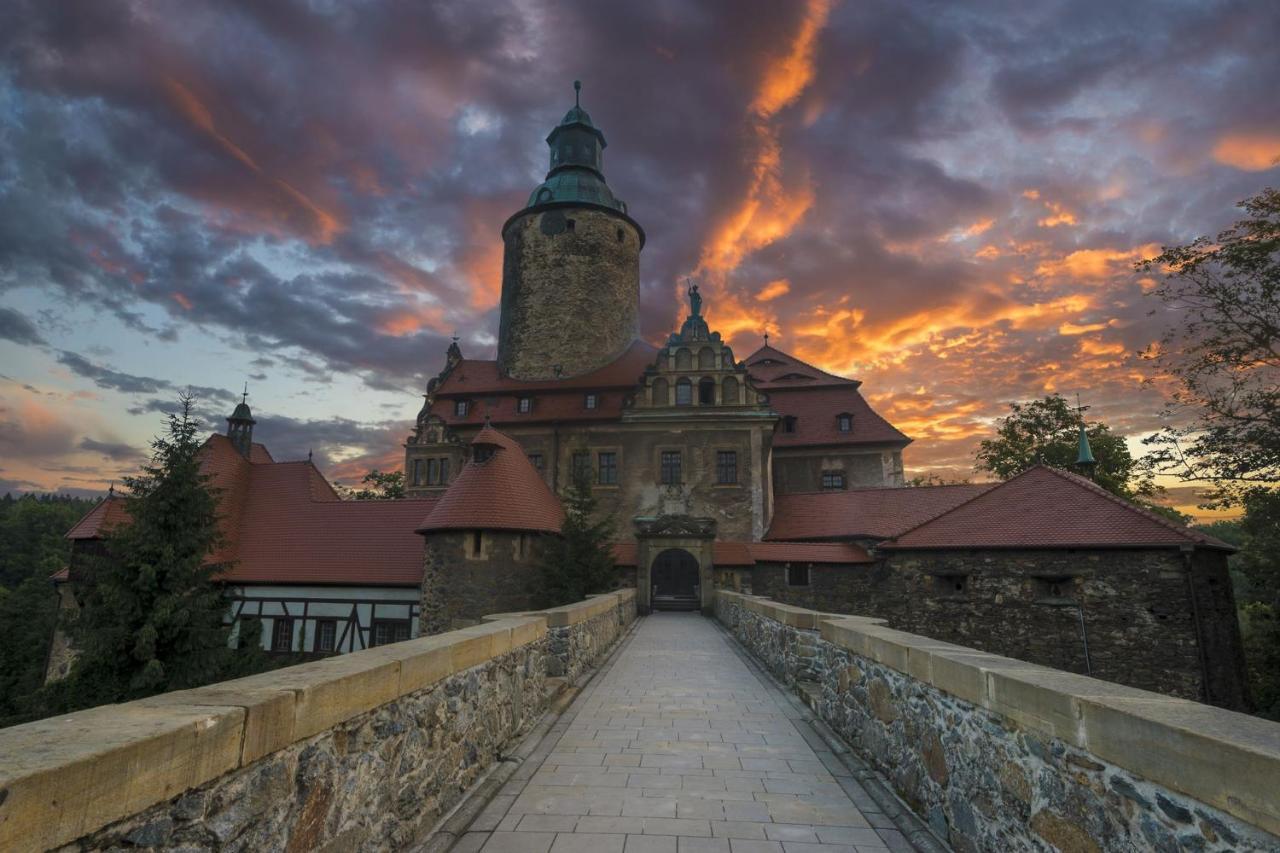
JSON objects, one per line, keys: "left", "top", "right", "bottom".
{"left": 688, "top": 281, "right": 702, "bottom": 317}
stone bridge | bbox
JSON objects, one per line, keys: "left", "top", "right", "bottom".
{"left": 1, "top": 589, "right": 1278, "bottom": 852}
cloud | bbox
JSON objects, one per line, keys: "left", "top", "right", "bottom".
{"left": 0, "top": 306, "right": 45, "bottom": 345}
{"left": 78, "top": 437, "right": 141, "bottom": 461}
{"left": 56, "top": 351, "right": 172, "bottom": 395}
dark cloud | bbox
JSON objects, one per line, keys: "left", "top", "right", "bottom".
{"left": 56, "top": 351, "right": 171, "bottom": 394}
{"left": 78, "top": 436, "right": 141, "bottom": 461}
{"left": 0, "top": 306, "right": 45, "bottom": 345}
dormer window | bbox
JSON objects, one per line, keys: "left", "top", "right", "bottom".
{"left": 473, "top": 445, "right": 495, "bottom": 463}
{"left": 584, "top": 393, "right": 598, "bottom": 410}
{"left": 783, "top": 416, "right": 797, "bottom": 433}
{"left": 517, "top": 396, "right": 533, "bottom": 414}
{"left": 837, "top": 413, "right": 852, "bottom": 433}
{"left": 455, "top": 400, "right": 469, "bottom": 417}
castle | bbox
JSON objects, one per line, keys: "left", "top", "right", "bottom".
{"left": 55, "top": 86, "right": 1249, "bottom": 710}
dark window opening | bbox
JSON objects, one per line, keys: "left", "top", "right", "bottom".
{"left": 936, "top": 574, "right": 968, "bottom": 595}
{"left": 783, "top": 416, "right": 797, "bottom": 433}
{"left": 787, "top": 564, "right": 810, "bottom": 587}
{"left": 1036, "top": 577, "right": 1073, "bottom": 599}
{"left": 517, "top": 396, "right": 532, "bottom": 413}
{"left": 660, "top": 451, "right": 682, "bottom": 485}
{"left": 469, "top": 530, "right": 483, "bottom": 557}
{"left": 412, "top": 459, "right": 423, "bottom": 486}
{"left": 372, "top": 619, "right": 411, "bottom": 647}
{"left": 698, "top": 378, "right": 716, "bottom": 405}
{"left": 837, "top": 413, "right": 852, "bottom": 433}
{"left": 821, "top": 471, "right": 846, "bottom": 490}
{"left": 271, "top": 618, "right": 294, "bottom": 652}
{"left": 716, "top": 451, "right": 738, "bottom": 485}
{"left": 675, "top": 379, "right": 692, "bottom": 406}
{"left": 316, "top": 619, "right": 337, "bottom": 653}
{"left": 584, "top": 393, "right": 598, "bottom": 409}
{"left": 566, "top": 218, "right": 576, "bottom": 231}
{"left": 572, "top": 451, "right": 592, "bottom": 481}
{"left": 617, "top": 227, "right": 625, "bottom": 242}
{"left": 473, "top": 446, "right": 494, "bottom": 464}
{"left": 598, "top": 451, "right": 618, "bottom": 485}
{"left": 454, "top": 400, "right": 469, "bottom": 417}
{"left": 528, "top": 452, "right": 544, "bottom": 471}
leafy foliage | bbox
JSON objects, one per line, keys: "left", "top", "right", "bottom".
{"left": 350, "top": 469, "right": 406, "bottom": 500}
{"left": 975, "top": 394, "right": 1156, "bottom": 499}
{"left": 47, "top": 395, "right": 267, "bottom": 712}
{"left": 1241, "top": 603, "right": 1280, "bottom": 721}
{"left": 1137, "top": 187, "right": 1280, "bottom": 505}
{"left": 537, "top": 471, "right": 617, "bottom": 607}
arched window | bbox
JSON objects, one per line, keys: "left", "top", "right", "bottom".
{"left": 651, "top": 377, "right": 669, "bottom": 406}
{"left": 675, "top": 378, "right": 693, "bottom": 406}
{"left": 722, "top": 376, "right": 740, "bottom": 405}
{"left": 698, "top": 377, "right": 716, "bottom": 405}
{"left": 698, "top": 347, "right": 715, "bottom": 370}
{"left": 675, "top": 348, "right": 692, "bottom": 371}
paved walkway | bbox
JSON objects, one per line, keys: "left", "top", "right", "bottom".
{"left": 452, "top": 613, "right": 917, "bottom": 853}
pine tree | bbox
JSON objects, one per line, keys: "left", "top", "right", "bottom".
{"left": 537, "top": 470, "right": 618, "bottom": 607}
{"left": 52, "top": 394, "right": 258, "bottom": 710}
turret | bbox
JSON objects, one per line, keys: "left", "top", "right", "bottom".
{"left": 497, "top": 81, "right": 644, "bottom": 380}
{"left": 226, "top": 388, "right": 255, "bottom": 458}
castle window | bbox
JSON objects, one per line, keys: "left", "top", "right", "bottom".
{"left": 584, "top": 393, "right": 598, "bottom": 410}
{"left": 1035, "top": 576, "right": 1073, "bottom": 601}
{"left": 716, "top": 451, "right": 738, "bottom": 484}
{"left": 597, "top": 451, "right": 618, "bottom": 485}
{"left": 617, "top": 227, "right": 625, "bottom": 242}
{"left": 427, "top": 458, "right": 440, "bottom": 485}
{"left": 660, "top": 451, "right": 682, "bottom": 485}
{"left": 722, "top": 376, "right": 739, "bottom": 405}
{"left": 372, "top": 619, "right": 410, "bottom": 647}
{"left": 517, "top": 396, "right": 533, "bottom": 413}
{"left": 572, "top": 451, "right": 592, "bottom": 481}
{"left": 651, "top": 377, "right": 669, "bottom": 406}
{"left": 438, "top": 459, "right": 450, "bottom": 482}
{"left": 698, "top": 377, "right": 716, "bottom": 405}
{"left": 935, "top": 574, "right": 968, "bottom": 596}
{"left": 467, "top": 530, "right": 484, "bottom": 558}
{"left": 675, "top": 378, "right": 693, "bottom": 406}
{"left": 698, "top": 347, "right": 716, "bottom": 370}
{"left": 783, "top": 416, "right": 798, "bottom": 433}
{"left": 566, "top": 218, "right": 576, "bottom": 232}
{"left": 316, "top": 619, "right": 337, "bottom": 653}
{"left": 528, "top": 452, "right": 544, "bottom": 471}
{"left": 787, "top": 564, "right": 810, "bottom": 587}
{"left": 675, "top": 348, "right": 693, "bottom": 371}
{"left": 454, "top": 400, "right": 469, "bottom": 417}
{"left": 473, "top": 446, "right": 494, "bottom": 464}
{"left": 412, "top": 458, "right": 424, "bottom": 486}
{"left": 821, "top": 471, "right": 846, "bottom": 490}
{"left": 271, "top": 618, "right": 294, "bottom": 652}
{"left": 837, "top": 413, "right": 853, "bottom": 433}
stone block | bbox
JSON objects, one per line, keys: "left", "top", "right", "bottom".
{"left": 986, "top": 668, "right": 1151, "bottom": 746}
{"left": 450, "top": 623, "right": 510, "bottom": 670}
{"left": 509, "top": 615, "right": 548, "bottom": 649}
{"left": 361, "top": 634, "right": 459, "bottom": 695}
{"left": 138, "top": 684, "right": 295, "bottom": 764}
{"left": 0, "top": 702, "right": 244, "bottom": 851}
{"left": 1079, "top": 695, "right": 1280, "bottom": 836}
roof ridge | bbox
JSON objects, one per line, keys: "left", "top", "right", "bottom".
{"left": 1032, "top": 464, "right": 1211, "bottom": 545}
{"left": 884, "top": 478, "right": 1009, "bottom": 544}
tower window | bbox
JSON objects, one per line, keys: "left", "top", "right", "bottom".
{"left": 597, "top": 451, "right": 618, "bottom": 485}
{"left": 517, "top": 396, "right": 533, "bottom": 414}
{"left": 566, "top": 218, "right": 576, "bottom": 232}
{"left": 660, "top": 451, "right": 682, "bottom": 485}
{"left": 837, "top": 413, "right": 852, "bottom": 433}
{"left": 528, "top": 452, "right": 544, "bottom": 471}
{"left": 675, "top": 378, "right": 693, "bottom": 406}
{"left": 454, "top": 400, "right": 469, "bottom": 417}
{"left": 716, "top": 451, "right": 738, "bottom": 485}
{"left": 473, "top": 446, "right": 494, "bottom": 464}
{"left": 584, "top": 393, "right": 598, "bottom": 410}
{"left": 787, "top": 564, "right": 810, "bottom": 587}
{"left": 467, "top": 530, "right": 484, "bottom": 558}
{"left": 783, "top": 416, "right": 798, "bottom": 433}
{"left": 821, "top": 471, "right": 846, "bottom": 490}
{"left": 617, "top": 227, "right": 625, "bottom": 242}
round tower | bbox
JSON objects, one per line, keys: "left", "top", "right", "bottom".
{"left": 497, "top": 81, "right": 645, "bottom": 380}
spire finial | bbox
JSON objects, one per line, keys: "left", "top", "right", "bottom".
{"left": 242, "top": 382, "right": 248, "bottom": 404}
{"left": 108, "top": 481, "right": 115, "bottom": 497}
{"left": 763, "top": 331, "right": 770, "bottom": 346}
{"left": 574, "top": 79, "right": 581, "bottom": 107}
{"left": 1074, "top": 393, "right": 1097, "bottom": 471}
{"left": 307, "top": 448, "right": 313, "bottom": 463}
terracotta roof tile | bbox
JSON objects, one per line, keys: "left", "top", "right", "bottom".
{"left": 769, "top": 386, "right": 910, "bottom": 448}
{"left": 884, "top": 466, "right": 1231, "bottom": 550}
{"left": 417, "top": 424, "right": 564, "bottom": 534}
{"left": 65, "top": 495, "right": 131, "bottom": 540}
{"left": 743, "top": 344, "right": 858, "bottom": 390}
{"left": 767, "top": 484, "right": 994, "bottom": 541}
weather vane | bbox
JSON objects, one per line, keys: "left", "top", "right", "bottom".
{"left": 574, "top": 80, "right": 581, "bottom": 108}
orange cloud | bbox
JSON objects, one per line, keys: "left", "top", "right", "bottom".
{"left": 1211, "top": 131, "right": 1280, "bottom": 171}
{"left": 171, "top": 292, "right": 193, "bottom": 310}
{"left": 1035, "top": 244, "right": 1159, "bottom": 282}
{"left": 1058, "top": 321, "right": 1108, "bottom": 335}
{"left": 1037, "top": 201, "right": 1077, "bottom": 228}
{"left": 756, "top": 279, "right": 791, "bottom": 302}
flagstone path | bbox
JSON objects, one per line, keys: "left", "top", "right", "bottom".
{"left": 450, "top": 612, "right": 920, "bottom": 853}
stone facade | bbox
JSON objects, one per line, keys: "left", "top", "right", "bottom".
{"left": 420, "top": 530, "right": 547, "bottom": 634}
{"left": 751, "top": 547, "right": 1248, "bottom": 709}
{"left": 498, "top": 207, "right": 641, "bottom": 380}
{"left": 714, "top": 591, "right": 1280, "bottom": 853}
{"left": 772, "top": 446, "right": 905, "bottom": 493}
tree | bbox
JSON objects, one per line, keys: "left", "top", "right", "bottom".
{"left": 536, "top": 471, "right": 617, "bottom": 607}
{"left": 50, "top": 395, "right": 257, "bottom": 710}
{"left": 975, "top": 394, "right": 1156, "bottom": 499}
{"left": 1136, "top": 187, "right": 1280, "bottom": 504}
{"left": 350, "top": 469, "right": 405, "bottom": 500}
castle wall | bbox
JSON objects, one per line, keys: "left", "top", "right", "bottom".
{"left": 498, "top": 207, "right": 641, "bottom": 380}
{"left": 420, "top": 530, "right": 546, "bottom": 634}
{"left": 750, "top": 548, "right": 1248, "bottom": 709}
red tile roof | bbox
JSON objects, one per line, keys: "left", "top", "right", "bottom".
{"left": 884, "top": 466, "right": 1232, "bottom": 551}
{"left": 743, "top": 344, "right": 859, "bottom": 390}
{"left": 417, "top": 424, "right": 564, "bottom": 534}
{"left": 65, "top": 495, "right": 131, "bottom": 540}
{"left": 769, "top": 386, "right": 910, "bottom": 448}
{"left": 767, "top": 484, "right": 995, "bottom": 541}
{"left": 611, "top": 541, "right": 871, "bottom": 566}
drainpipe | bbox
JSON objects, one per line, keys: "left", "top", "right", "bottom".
{"left": 1075, "top": 599, "right": 1093, "bottom": 676}
{"left": 551, "top": 421, "right": 561, "bottom": 492}
{"left": 1182, "top": 545, "right": 1211, "bottom": 703}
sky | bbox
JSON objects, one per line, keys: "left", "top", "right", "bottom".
{"left": 0, "top": 0, "right": 1277, "bottom": 516}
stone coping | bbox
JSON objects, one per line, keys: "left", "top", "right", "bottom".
{"left": 715, "top": 590, "right": 1280, "bottom": 837}
{"left": 0, "top": 592, "right": 632, "bottom": 853}
{"left": 483, "top": 588, "right": 636, "bottom": 628}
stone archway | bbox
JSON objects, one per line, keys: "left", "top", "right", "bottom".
{"left": 650, "top": 548, "right": 701, "bottom": 611}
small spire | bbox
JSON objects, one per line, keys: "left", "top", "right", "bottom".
{"left": 763, "top": 332, "right": 770, "bottom": 346}
{"left": 1074, "top": 394, "right": 1096, "bottom": 470}
{"left": 307, "top": 448, "right": 313, "bottom": 463}
{"left": 574, "top": 79, "right": 581, "bottom": 108}
{"left": 107, "top": 482, "right": 115, "bottom": 497}
{"left": 242, "top": 382, "right": 249, "bottom": 404}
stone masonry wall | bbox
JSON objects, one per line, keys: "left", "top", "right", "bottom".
{"left": 752, "top": 547, "right": 1248, "bottom": 709}
{"left": 421, "top": 530, "right": 544, "bottom": 634}
{"left": 0, "top": 591, "right": 637, "bottom": 852}
{"left": 714, "top": 591, "right": 1280, "bottom": 853}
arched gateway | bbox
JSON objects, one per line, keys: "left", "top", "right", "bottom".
{"left": 650, "top": 548, "right": 700, "bottom": 611}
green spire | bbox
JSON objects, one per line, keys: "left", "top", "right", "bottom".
{"left": 524, "top": 81, "right": 629, "bottom": 215}
{"left": 1074, "top": 394, "right": 1096, "bottom": 469}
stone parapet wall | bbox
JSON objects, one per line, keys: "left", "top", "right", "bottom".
{"left": 0, "top": 590, "right": 637, "bottom": 852}
{"left": 714, "top": 590, "right": 1280, "bottom": 852}
{"left": 487, "top": 588, "right": 636, "bottom": 683}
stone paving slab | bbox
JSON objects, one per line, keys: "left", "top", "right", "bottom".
{"left": 456, "top": 613, "right": 913, "bottom": 852}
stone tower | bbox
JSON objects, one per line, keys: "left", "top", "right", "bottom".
{"left": 226, "top": 389, "right": 255, "bottom": 458}
{"left": 497, "top": 81, "right": 645, "bottom": 380}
